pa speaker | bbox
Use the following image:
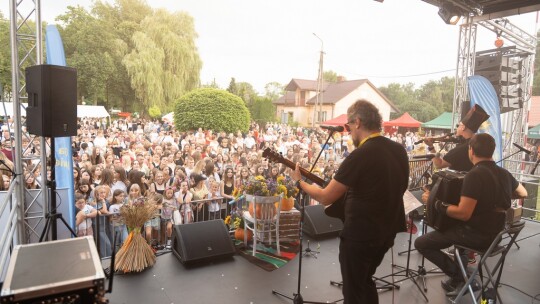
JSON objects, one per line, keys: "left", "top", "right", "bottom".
{"left": 25, "top": 64, "right": 77, "bottom": 137}
{"left": 172, "top": 220, "right": 235, "bottom": 265}
{"left": 303, "top": 205, "right": 343, "bottom": 238}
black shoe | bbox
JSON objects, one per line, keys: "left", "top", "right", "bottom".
{"left": 446, "top": 280, "right": 480, "bottom": 297}
{"left": 441, "top": 277, "right": 463, "bottom": 293}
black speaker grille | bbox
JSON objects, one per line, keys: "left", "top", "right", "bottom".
{"left": 172, "top": 220, "right": 235, "bottom": 264}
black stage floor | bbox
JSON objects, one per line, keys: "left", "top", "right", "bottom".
{"left": 105, "top": 220, "right": 540, "bottom": 304}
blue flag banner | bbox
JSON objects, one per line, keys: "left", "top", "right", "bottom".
{"left": 467, "top": 75, "right": 503, "bottom": 164}
{"left": 45, "top": 25, "right": 76, "bottom": 228}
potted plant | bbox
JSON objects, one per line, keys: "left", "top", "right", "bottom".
{"left": 276, "top": 176, "right": 299, "bottom": 211}
{"left": 225, "top": 214, "right": 252, "bottom": 241}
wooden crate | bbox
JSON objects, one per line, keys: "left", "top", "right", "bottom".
{"left": 279, "top": 208, "right": 301, "bottom": 242}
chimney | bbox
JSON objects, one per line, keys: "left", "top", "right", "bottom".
{"left": 337, "top": 75, "right": 346, "bottom": 82}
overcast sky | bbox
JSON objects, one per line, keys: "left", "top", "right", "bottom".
{"left": 3, "top": 0, "right": 538, "bottom": 93}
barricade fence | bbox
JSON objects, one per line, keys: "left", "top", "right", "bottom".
{"left": 86, "top": 197, "right": 234, "bottom": 259}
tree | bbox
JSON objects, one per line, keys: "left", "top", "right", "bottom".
{"left": 264, "top": 81, "right": 283, "bottom": 101}
{"left": 378, "top": 83, "right": 417, "bottom": 119}
{"left": 56, "top": 6, "right": 116, "bottom": 106}
{"left": 323, "top": 70, "right": 338, "bottom": 83}
{"left": 416, "top": 77, "right": 455, "bottom": 113}
{"left": 122, "top": 8, "right": 201, "bottom": 115}
{"left": 174, "top": 88, "right": 250, "bottom": 133}
{"left": 0, "top": 13, "right": 11, "bottom": 101}
{"left": 250, "top": 96, "right": 276, "bottom": 124}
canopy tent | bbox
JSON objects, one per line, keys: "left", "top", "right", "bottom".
{"left": 76, "top": 105, "right": 109, "bottom": 118}
{"left": 421, "top": 112, "right": 458, "bottom": 130}
{"left": 0, "top": 102, "right": 26, "bottom": 117}
{"left": 320, "top": 114, "right": 347, "bottom": 126}
{"left": 0, "top": 103, "right": 109, "bottom": 118}
{"left": 383, "top": 112, "right": 422, "bottom": 128}
{"left": 162, "top": 112, "right": 174, "bottom": 123}
{"left": 529, "top": 124, "right": 540, "bottom": 139}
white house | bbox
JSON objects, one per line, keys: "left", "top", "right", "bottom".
{"left": 273, "top": 77, "right": 398, "bottom": 126}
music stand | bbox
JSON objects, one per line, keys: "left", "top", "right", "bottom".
{"left": 272, "top": 128, "right": 341, "bottom": 304}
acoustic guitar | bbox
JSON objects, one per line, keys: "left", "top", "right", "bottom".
{"left": 262, "top": 148, "right": 345, "bottom": 222}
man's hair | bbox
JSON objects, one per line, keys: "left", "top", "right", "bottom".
{"left": 347, "top": 99, "right": 382, "bottom": 131}
{"left": 469, "top": 133, "right": 495, "bottom": 158}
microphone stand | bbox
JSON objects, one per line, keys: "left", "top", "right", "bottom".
{"left": 273, "top": 129, "right": 340, "bottom": 304}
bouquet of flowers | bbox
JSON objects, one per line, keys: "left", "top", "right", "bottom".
{"left": 276, "top": 176, "right": 299, "bottom": 199}
{"left": 114, "top": 197, "right": 157, "bottom": 273}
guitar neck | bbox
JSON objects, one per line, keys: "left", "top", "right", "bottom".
{"left": 277, "top": 157, "right": 325, "bottom": 187}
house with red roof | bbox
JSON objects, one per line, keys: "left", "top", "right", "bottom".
{"left": 272, "top": 77, "right": 398, "bottom": 127}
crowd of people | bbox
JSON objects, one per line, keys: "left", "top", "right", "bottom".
{"left": 67, "top": 119, "right": 356, "bottom": 255}
{"left": 0, "top": 99, "right": 530, "bottom": 303}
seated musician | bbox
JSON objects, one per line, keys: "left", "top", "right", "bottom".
{"left": 414, "top": 133, "right": 527, "bottom": 297}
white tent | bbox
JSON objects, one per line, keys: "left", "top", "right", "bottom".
{"left": 162, "top": 112, "right": 174, "bottom": 122}
{"left": 0, "top": 102, "right": 109, "bottom": 118}
{"left": 76, "top": 105, "right": 109, "bottom": 118}
{"left": 0, "top": 102, "right": 26, "bottom": 117}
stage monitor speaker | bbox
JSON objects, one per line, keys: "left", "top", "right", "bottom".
{"left": 25, "top": 64, "right": 77, "bottom": 137}
{"left": 303, "top": 205, "right": 343, "bottom": 238}
{"left": 172, "top": 220, "right": 235, "bottom": 265}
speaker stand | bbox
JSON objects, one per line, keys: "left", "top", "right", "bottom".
{"left": 39, "top": 137, "right": 77, "bottom": 242}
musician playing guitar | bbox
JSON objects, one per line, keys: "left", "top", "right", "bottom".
{"left": 415, "top": 133, "right": 527, "bottom": 297}
{"left": 290, "top": 100, "right": 409, "bottom": 304}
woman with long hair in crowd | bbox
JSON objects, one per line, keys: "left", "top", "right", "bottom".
{"left": 23, "top": 171, "right": 40, "bottom": 189}
{"left": 90, "top": 165, "right": 103, "bottom": 188}
{"left": 220, "top": 167, "right": 235, "bottom": 202}
{"left": 127, "top": 183, "right": 142, "bottom": 203}
{"left": 93, "top": 185, "right": 112, "bottom": 257}
{"left": 90, "top": 147, "right": 105, "bottom": 166}
{"left": 73, "top": 166, "right": 81, "bottom": 188}
{"left": 190, "top": 173, "right": 209, "bottom": 222}
{"left": 149, "top": 170, "right": 172, "bottom": 195}
{"left": 112, "top": 165, "right": 129, "bottom": 193}
{"left": 235, "top": 167, "right": 251, "bottom": 189}
{"left": 128, "top": 170, "right": 148, "bottom": 197}
{"left": 78, "top": 152, "right": 91, "bottom": 169}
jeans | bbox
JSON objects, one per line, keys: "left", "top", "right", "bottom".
{"left": 414, "top": 224, "right": 493, "bottom": 281}
{"left": 339, "top": 237, "right": 394, "bottom": 304}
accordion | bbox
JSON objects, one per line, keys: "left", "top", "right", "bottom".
{"left": 425, "top": 170, "right": 465, "bottom": 231}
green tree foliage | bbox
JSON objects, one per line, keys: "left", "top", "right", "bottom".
{"left": 379, "top": 78, "right": 455, "bottom": 122}
{"left": 174, "top": 88, "right": 250, "bottom": 133}
{"left": 250, "top": 96, "right": 276, "bottom": 124}
{"left": 56, "top": 6, "right": 116, "bottom": 106}
{"left": 148, "top": 105, "right": 161, "bottom": 118}
{"left": 323, "top": 70, "right": 338, "bottom": 83}
{"left": 54, "top": 0, "right": 201, "bottom": 115}
{"left": 264, "top": 81, "right": 283, "bottom": 101}
{"left": 0, "top": 13, "right": 11, "bottom": 100}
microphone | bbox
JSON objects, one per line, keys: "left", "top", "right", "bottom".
{"left": 413, "top": 154, "right": 436, "bottom": 160}
{"left": 320, "top": 125, "right": 344, "bottom": 132}
{"left": 513, "top": 143, "right": 531, "bottom": 155}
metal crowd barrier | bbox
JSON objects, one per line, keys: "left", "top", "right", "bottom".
{"left": 87, "top": 197, "right": 234, "bottom": 259}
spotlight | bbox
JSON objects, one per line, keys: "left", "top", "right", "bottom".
{"left": 438, "top": 4, "right": 461, "bottom": 25}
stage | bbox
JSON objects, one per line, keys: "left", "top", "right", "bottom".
{"left": 105, "top": 220, "right": 540, "bottom": 304}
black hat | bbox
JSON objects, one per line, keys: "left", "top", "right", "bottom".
{"left": 461, "top": 104, "right": 489, "bottom": 133}
{"left": 192, "top": 174, "right": 207, "bottom": 184}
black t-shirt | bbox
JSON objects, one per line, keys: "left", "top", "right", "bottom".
{"left": 461, "top": 160, "right": 518, "bottom": 235}
{"left": 334, "top": 136, "right": 409, "bottom": 243}
{"left": 443, "top": 140, "right": 473, "bottom": 172}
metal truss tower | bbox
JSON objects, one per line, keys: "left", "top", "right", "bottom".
{"left": 2, "top": 0, "right": 48, "bottom": 272}
{"left": 453, "top": 16, "right": 537, "bottom": 173}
